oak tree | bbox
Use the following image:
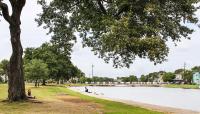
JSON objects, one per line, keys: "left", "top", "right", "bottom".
{"left": 0, "top": 0, "right": 26, "bottom": 101}
{"left": 37, "top": 0, "right": 199, "bottom": 68}
{"left": 24, "top": 59, "right": 49, "bottom": 87}
{"left": 0, "top": 59, "right": 9, "bottom": 82}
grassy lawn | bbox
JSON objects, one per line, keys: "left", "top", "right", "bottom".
{"left": 164, "top": 84, "right": 199, "bottom": 89}
{"left": 0, "top": 84, "right": 163, "bottom": 114}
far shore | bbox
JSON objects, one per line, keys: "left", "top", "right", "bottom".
{"left": 69, "top": 83, "right": 200, "bottom": 89}
{"left": 69, "top": 87, "right": 200, "bottom": 114}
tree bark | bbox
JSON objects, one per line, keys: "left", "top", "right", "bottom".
{"left": 8, "top": 23, "right": 26, "bottom": 101}
{"left": 38, "top": 81, "right": 40, "bottom": 87}
{"left": 35, "top": 80, "right": 38, "bottom": 87}
{"left": 0, "top": 0, "right": 27, "bottom": 102}
{"left": 42, "top": 79, "right": 46, "bottom": 86}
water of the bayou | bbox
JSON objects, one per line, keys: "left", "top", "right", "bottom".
{"left": 71, "top": 86, "right": 200, "bottom": 112}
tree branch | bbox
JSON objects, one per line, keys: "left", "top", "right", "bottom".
{"left": 0, "top": 1, "right": 12, "bottom": 24}
{"left": 97, "top": 0, "right": 107, "bottom": 14}
{"left": 9, "top": 0, "right": 16, "bottom": 7}
{"left": 11, "top": 0, "right": 26, "bottom": 23}
{"left": 114, "top": 3, "right": 130, "bottom": 18}
{"left": 18, "top": 0, "right": 26, "bottom": 9}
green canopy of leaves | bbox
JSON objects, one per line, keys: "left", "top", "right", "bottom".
{"left": 191, "top": 66, "right": 200, "bottom": 72}
{"left": 24, "top": 43, "right": 84, "bottom": 81}
{"left": 117, "top": 75, "right": 138, "bottom": 82}
{"left": 25, "top": 59, "right": 49, "bottom": 81}
{"left": 163, "top": 72, "right": 175, "bottom": 82}
{"left": 37, "top": 0, "right": 199, "bottom": 67}
{"left": 140, "top": 75, "right": 148, "bottom": 82}
{"left": 183, "top": 70, "right": 193, "bottom": 84}
{"left": 0, "top": 59, "right": 9, "bottom": 76}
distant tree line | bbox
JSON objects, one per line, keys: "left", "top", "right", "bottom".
{"left": 139, "top": 66, "right": 200, "bottom": 84}
{"left": 1, "top": 51, "right": 200, "bottom": 85}
{"left": 78, "top": 75, "right": 138, "bottom": 84}
{"left": 117, "top": 75, "right": 138, "bottom": 83}
{"left": 23, "top": 43, "right": 85, "bottom": 87}
{"left": 0, "top": 42, "right": 85, "bottom": 87}
{"left": 81, "top": 67, "right": 200, "bottom": 84}
{"left": 79, "top": 76, "right": 115, "bottom": 83}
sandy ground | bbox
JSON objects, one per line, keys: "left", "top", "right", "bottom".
{"left": 0, "top": 94, "right": 103, "bottom": 114}
{"left": 69, "top": 88, "right": 200, "bottom": 114}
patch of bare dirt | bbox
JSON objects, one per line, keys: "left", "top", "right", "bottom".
{"left": 57, "top": 95, "right": 88, "bottom": 104}
{"left": 55, "top": 94, "right": 104, "bottom": 114}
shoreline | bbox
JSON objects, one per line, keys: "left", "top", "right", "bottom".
{"left": 70, "top": 84, "right": 200, "bottom": 90}
{"left": 69, "top": 87, "right": 200, "bottom": 114}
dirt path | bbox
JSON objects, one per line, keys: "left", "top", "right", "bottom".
{"left": 10, "top": 94, "right": 104, "bottom": 114}
{"left": 42, "top": 95, "right": 103, "bottom": 114}
{"left": 54, "top": 94, "right": 104, "bottom": 114}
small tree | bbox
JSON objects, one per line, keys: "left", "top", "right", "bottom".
{"left": 183, "top": 70, "right": 193, "bottom": 84}
{"left": 174, "top": 69, "right": 184, "bottom": 74}
{"left": 163, "top": 72, "right": 175, "bottom": 82}
{"left": 0, "top": 59, "right": 9, "bottom": 83}
{"left": 24, "top": 43, "right": 85, "bottom": 84}
{"left": 79, "top": 76, "right": 87, "bottom": 83}
{"left": 129, "top": 75, "right": 138, "bottom": 83}
{"left": 25, "top": 59, "right": 49, "bottom": 87}
{"left": 140, "top": 75, "right": 148, "bottom": 82}
{"left": 191, "top": 66, "right": 200, "bottom": 73}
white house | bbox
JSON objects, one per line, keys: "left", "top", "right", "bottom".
{"left": 175, "top": 74, "right": 183, "bottom": 80}
{"left": 154, "top": 73, "right": 164, "bottom": 83}
{"left": 157, "top": 74, "right": 164, "bottom": 83}
{"left": 173, "top": 73, "right": 184, "bottom": 84}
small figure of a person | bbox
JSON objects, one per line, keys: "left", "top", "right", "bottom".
{"left": 27, "top": 89, "right": 36, "bottom": 99}
{"left": 85, "top": 87, "right": 88, "bottom": 93}
{"left": 28, "top": 89, "right": 31, "bottom": 96}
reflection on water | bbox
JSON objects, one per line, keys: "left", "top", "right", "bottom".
{"left": 71, "top": 86, "right": 200, "bottom": 112}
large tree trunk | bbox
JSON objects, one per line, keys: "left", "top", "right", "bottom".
{"left": 8, "top": 24, "right": 26, "bottom": 101}
{"left": 0, "top": 0, "right": 26, "bottom": 102}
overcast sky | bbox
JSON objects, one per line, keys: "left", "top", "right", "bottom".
{"left": 0, "top": 1, "right": 200, "bottom": 78}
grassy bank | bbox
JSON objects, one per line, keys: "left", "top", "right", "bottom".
{"left": 164, "top": 84, "right": 199, "bottom": 89}
{"left": 65, "top": 83, "right": 89, "bottom": 87}
{"left": 0, "top": 84, "right": 162, "bottom": 114}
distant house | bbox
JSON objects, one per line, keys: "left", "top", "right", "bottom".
{"left": 153, "top": 72, "right": 164, "bottom": 83}
{"left": 172, "top": 74, "right": 184, "bottom": 84}
{"left": 116, "top": 78, "right": 122, "bottom": 83}
{"left": 193, "top": 72, "right": 200, "bottom": 84}
{"left": 156, "top": 73, "right": 164, "bottom": 83}
{"left": 0, "top": 75, "right": 6, "bottom": 82}
{"left": 175, "top": 74, "right": 183, "bottom": 80}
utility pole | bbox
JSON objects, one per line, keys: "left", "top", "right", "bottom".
{"left": 183, "top": 62, "right": 186, "bottom": 73}
{"left": 92, "top": 64, "right": 94, "bottom": 78}
{"left": 183, "top": 62, "right": 186, "bottom": 82}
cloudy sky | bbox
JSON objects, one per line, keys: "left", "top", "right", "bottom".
{"left": 0, "top": 1, "right": 200, "bottom": 78}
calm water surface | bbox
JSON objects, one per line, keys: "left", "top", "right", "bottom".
{"left": 71, "top": 86, "right": 200, "bottom": 112}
